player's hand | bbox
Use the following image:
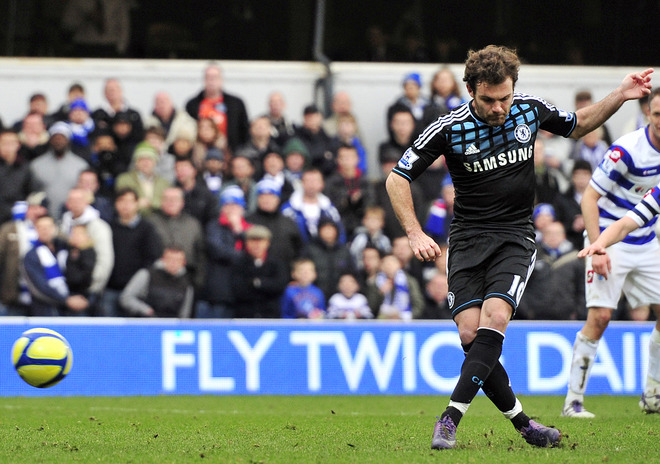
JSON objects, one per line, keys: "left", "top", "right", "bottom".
{"left": 590, "top": 252, "right": 612, "bottom": 279}
{"left": 577, "top": 244, "right": 607, "bottom": 258}
{"left": 408, "top": 230, "right": 442, "bottom": 262}
{"left": 620, "top": 68, "right": 653, "bottom": 100}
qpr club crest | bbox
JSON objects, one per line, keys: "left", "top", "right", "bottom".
{"left": 514, "top": 124, "right": 531, "bottom": 143}
{"left": 447, "top": 292, "right": 455, "bottom": 309}
{"left": 397, "top": 148, "right": 419, "bottom": 170}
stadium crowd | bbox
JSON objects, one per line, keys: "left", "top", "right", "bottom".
{"left": 0, "top": 63, "right": 653, "bottom": 321}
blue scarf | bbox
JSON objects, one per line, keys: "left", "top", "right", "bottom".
{"left": 34, "top": 244, "right": 69, "bottom": 299}
{"left": 376, "top": 269, "right": 411, "bottom": 318}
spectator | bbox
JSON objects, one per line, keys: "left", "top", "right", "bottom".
{"left": 0, "top": 130, "right": 31, "bottom": 225}
{"left": 386, "top": 73, "right": 429, "bottom": 136}
{"left": 22, "top": 215, "right": 88, "bottom": 316}
{"left": 92, "top": 78, "right": 144, "bottom": 144}
{"left": 574, "top": 90, "right": 613, "bottom": 146}
{"left": 378, "top": 106, "right": 415, "bottom": 167}
{"left": 322, "top": 91, "right": 360, "bottom": 138}
{"left": 280, "top": 257, "right": 326, "bottom": 319}
{"left": 391, "top": 235, "right": 426, "bottom": 293}
{"left": 100, "top": 187, "right": 162, "bottom": 317}
{"left": 282, "top": 137, "right": 310, "bottom": 192}
{"left": 88, "top": 129, "right": 123, "bottom": 198}
{"left": 235, "top": 115, "right": 280, "bottom": 173}
{"left": 623, "top": 94, "right": 650, "bottom": 134}
{"left": 534, "top": 137, "right": 568, "bottom": 204}
{"left": 303, "top": 218, "right": 354, "bottom": 300}
{"left": 327, "top": 272, "right": 373, "bottom": 319}
{"left": 231, "top": 225, "right": 288, "bottom": 318}
{"left": 110, "top": 111, "right": 141, "bottom": 172}
{"left": 76, "top": 169, "right": 114, "bottom": 223}
{"left": 245, "top": 178, "right": 302, "bottom": 271}
{"left": 201, "top": 148, "right": 226, "bottom": 199}
{"left": 64, "top": 224, "right": 96, "bottom": 301}
{"left": 60, "top": 188, "right": 114, "bottom": 301}
{"left": 265, "top": 91, "right": 295, "bottom": 147}
{"left": 148, "top": 187, "right": 205, "bottom": 290}
{"left": 50, "top": 82, "right": 86, "bottom": 124}
{"left": 144, "top": 91, "right": 196, "bottom": 148}
{"left": 357, "top": 245, "right": 384, "bottom": 316}
{"left": 375, "top": 254, "right": 424, "bottom": 320}
{"left": 191, "top": 117, "right": 227, "bottom": 170}
{"left": 0, "top": 193, "right": 49, "bottom": 316}
{"left": 260, "top": 150, "right": 294, "bottom": 204}
{"left": 222, "top": 155, "right": 258, "bottom": 213}
{"left": 281, "top": 168, "right": 346, "bottom": 244}
{"left": 533, "top": 202, "right": 557, "bottom": 243}
{"left": 115, "top": 142, "right": 171, "bottom": 216}
{"left": 349, "top": 205, "right": 392, "bottom": 269}
{"left": 423, "top": 174, "right": 455, "bottom": 248}
{"left": 422, "top": 272, "right": 451, "bottom": 319}
{"left": 66, "top": 98, "right": 95, "bottom": 160}
{"left": 12, "top": 93, "right": 55, "bottom": 131}
{"left": 17, "top": 112, "right": 49, "bottom": 161}
{"left": 168, "top": 123, "right": 196, "bottom": 160}
{"left": 197, "top": 186, "right": 250, "bottom": 318}
{"left": 333, "top": 113, "right": 368, "bottom": 175}
{"left": 569, "top": 126, "right": 608, "bottom": 172}
{"left": 185, "top": 63, "right": 250, "bottom": 152}
{"left": 324, "top": 144, "right": 372, "bottom": 237}
{"left": 175, "top": 157, "right": 218, "bottom": 227}
{"left": 538, "top": 220, "right": 574, "bottom": 262}
{"left": 30, "top": 121, "right": 89, "bottom": 217}
{"left": 554, "top": 160, "right": 592, "bottom": 250}
{"left": 120, "top": 246, "right": 194, "bottom": 318}
{"left": 294, "top": 104, "right": 337, "bottom": 177}
{"left": 143, "top": 125, "right": 176, "bottom": 184}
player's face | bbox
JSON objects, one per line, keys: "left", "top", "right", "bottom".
{"left": 648, "top": 95, "right": 660, "bottom": 148}
{"left": 469, "top": 78, "right": 514, "bottom": 127}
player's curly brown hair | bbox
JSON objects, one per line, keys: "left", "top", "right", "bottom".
{"left": 463, "top": 45, "right": 520, "bottom": 93}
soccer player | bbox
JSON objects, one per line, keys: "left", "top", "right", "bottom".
{"left": 386, "top": 44, "right": 653, "bottom": 449}
{"left": 563, "top": 87, "right": 660, "bottom": 418}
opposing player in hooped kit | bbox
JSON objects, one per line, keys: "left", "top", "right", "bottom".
{"left": 386, "top": 44, "right": 653, "bottom": 450}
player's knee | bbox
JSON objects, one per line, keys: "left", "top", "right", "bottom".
{"left": 458, "top": 327, "right": 477, "bottom": 345}
{"left": 589, "top": 308, "right": 612, "bottom": 332}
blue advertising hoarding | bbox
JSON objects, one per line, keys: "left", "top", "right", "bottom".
{"left": 0, "top": 318, "right": 653, "bottom": 397}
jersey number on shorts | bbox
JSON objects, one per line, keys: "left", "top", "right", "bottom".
{"left": 506, "top": 275, "right": 526, "bottom": 306}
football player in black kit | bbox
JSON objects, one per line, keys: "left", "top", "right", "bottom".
{"left": 386, "top": 44, "right": 653, "bottom": 450}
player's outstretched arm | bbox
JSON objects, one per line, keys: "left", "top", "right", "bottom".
{"left": 571, "top": 68, "right": 654, "bottom": 139}
{"left": 577, "top": 216, "right": 639, "bottom": 258}
{"left": 386, "top": 173, "right": 442, "bottom": 262}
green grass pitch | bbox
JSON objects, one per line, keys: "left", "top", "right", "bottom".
{"left": 0, "top": 395, "right": 657, "bottom": 463}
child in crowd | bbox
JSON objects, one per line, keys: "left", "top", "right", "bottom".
{"left": 349, "top": 206, "right": 392, "bottom": 269}
{"left": 280, "top": 257, "right": 326, "bottom": 319}
{"left": 65, "top": 224, "right": 97, "bottom": 299}
{"left": 375, "top": 254, "right": 423, "bottom": 320}
{"left": 327, "top": 272, "right": 373, "bottom": 319}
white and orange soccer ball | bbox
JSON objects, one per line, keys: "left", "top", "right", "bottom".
{"left": 12, "top": 328, "right": 73, "bottom": 388}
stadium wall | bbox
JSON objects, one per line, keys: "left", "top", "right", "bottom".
{"left": 0, "top": 59, "right": 649, "bottom": 176}
{"left": 1, "top": 318, "right": 653, "bottom": 397}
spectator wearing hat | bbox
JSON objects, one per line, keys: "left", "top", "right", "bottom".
{"left": 0, "top": 130, "right": 32, "bottom": 225}
{"left": 282, "top": 137, "right": 309, "bottom": 192}
{"left": 246, "top": 178, "right": 303, "bottom": 273}
{"left": 30, "top": 121, "right": 89, "bottom": 218}
{"left": 0, "top": 193, "right": 49, "bottom": 316}
{"left": 202, "top": 147, "right": 226, "bottom": 199}
{"left": 231, "top": 225, "right": 289, "bottom": 318}
{"left": 148, "top": 187, "right": 205, "bottom": 290}
{"left": 386, "top": 72, "right": 430, "bottom": 138}
{"left": 115, "top": 142, "right": 171, "bottom": 216}
{"left": 174, "top": 157, "right": 219, "bottom": 227}
{"left": 110, "top": 110, "right": 141, "bottom": 172}
{"left": 260, "top": 150, "right": 294, "bottom": 204}
{"left": 185, "top": 63, "right": 250, "bottom": 152}
{"left": 169, "top": 123, "right": 197, "bottom": 160}
{"left": 533, "top": 203, "right": 557, "bottom": 243}
{"left": 143, "top": 125, "right": 176, "bottom": 185}
{"left": 145, "top": 91, "right": 197, "bottom": 149}
{"left": 67, "top": 98, "right": 95, "bottom": 160}
{"left": 294, "top": 104, "right": 338, "bottom": 178}
{"left": 197, "top": 185, "right": 251, "bottom": 318}
{"left": 281, "top": 167, "right": 346, "bottom": 245}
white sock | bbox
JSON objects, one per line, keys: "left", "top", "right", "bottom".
{"left": 646, "top": 329, "right": 660, "bottom": 391}
{"left": 447, "top": 400, "right": 470, "bottom": 416}
{"left": 502, "top": 398, "right": 523, "bottom": 420}
{"left": 565, "top": 331, "right": 599, "bottom": 404}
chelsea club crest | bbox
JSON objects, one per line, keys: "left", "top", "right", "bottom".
{"left": 514, "top": 124, "right": 531, "bottom": 143}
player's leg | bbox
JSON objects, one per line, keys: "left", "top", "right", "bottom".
{"left": 640, "top": 305, "right": 660, "bottom": 413}
{"left": 562, "top": 306, "right": 611, "bottom": 417}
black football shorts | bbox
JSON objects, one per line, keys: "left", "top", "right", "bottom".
{"left": 446, "top": 231, "right": 537, "bottom": 318}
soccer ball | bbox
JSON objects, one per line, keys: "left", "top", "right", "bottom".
{"left": 639, "top": 387, "right": 660, "bottom": 414}
{"left": 11, "top": 328, "right": 73, "bottom": 388}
